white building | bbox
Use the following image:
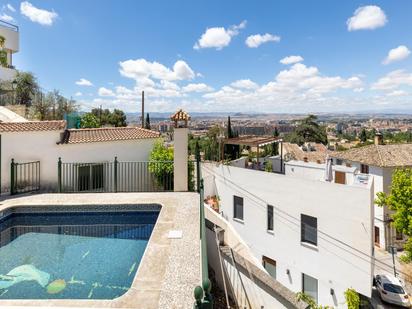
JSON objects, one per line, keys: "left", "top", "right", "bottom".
{"left": 0, "top": 121, "right": 159, "bottom": 193}
{"left": 202, "top": 162, "right": 374, "bottom": 308}
{"left": 0, "top": 20, "right": 19, "bottom": 81}
{"left": 331, "top": 137, "right": 412, "bottom": 251}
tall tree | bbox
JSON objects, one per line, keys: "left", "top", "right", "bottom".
{"left": 14, "top": 71, "right": 39, "bottom": 106}
{"left": 287, "top": 114, "right": 328, "bottom": 145}
{"left": 376, "top": 168, "right": 412, "bottom": 262}
{"left": 80, "top": 113, "right": 100, "bottom": 128}
{"left": 359, "top": 128, "right": 367, "bottom": 143}
{"left": 145, "top": 113, "right": 151, "bottom": 130}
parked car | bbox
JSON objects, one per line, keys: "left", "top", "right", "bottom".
{"left": 375, "top": 274, "right": 411, "bottom": 308}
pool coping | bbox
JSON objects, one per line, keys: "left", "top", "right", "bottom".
{"left": 0, "top": 192, "right": 201, "bottom": 308}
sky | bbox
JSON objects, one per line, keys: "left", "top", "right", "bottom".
{"left": 2, "top": 0, "right": 412, "bottom": 114}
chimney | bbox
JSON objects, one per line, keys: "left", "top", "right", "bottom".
{"left": 374, "top": 132, "right": 383, "bottom": 145}
{"left": 141, "top": 91, "right": 145, "bottom": 128}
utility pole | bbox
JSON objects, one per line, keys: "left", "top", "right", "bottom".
{"left": 141, "top": 91, "right": 145, "bottom": 128}
{"left": 390, "top": 245, "right": 397, "bottom": 277}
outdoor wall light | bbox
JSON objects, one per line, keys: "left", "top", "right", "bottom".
{"left": 286, "top": 269, "right": 290, "bottom": 275}
{"left": 330, "top": 288, "right": 334, "bottom": 296}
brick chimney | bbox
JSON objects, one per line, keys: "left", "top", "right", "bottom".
{"left": 374, "top": 132, "right": 383, "bottom": 145}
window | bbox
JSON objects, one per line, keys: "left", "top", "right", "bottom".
{"left": 361, "top": 164, "right": 369, "bottom": 174}
{"left": 302, "top": 273, "right": 318, "bottom": 303}
{"left": 301, "top": 214, "right": 317, "bottom": 246}
{"left": 262, "top": 256, "right": 276, "bottom": 279}
{"left": 233, "top": 196, "right": 244, "bottom": 221}
{"left": 396, "top": 230, "right": 403, "bottom": 240}
{"left": 336, "top": 159, "right": 343, "bottom": 165}
{"left": 267, "top": 205, "right": 274, "bottom": 231}
{"left": 78, "top": 164, "right": 104, "bottom": 191}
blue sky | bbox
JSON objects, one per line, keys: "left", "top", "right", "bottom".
{"left": 2, "top": 0, "right": 412, "bottom": 113}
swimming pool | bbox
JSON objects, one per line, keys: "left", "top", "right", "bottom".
{"left": 0, "top": 206, "right": 159, "bottom": 300}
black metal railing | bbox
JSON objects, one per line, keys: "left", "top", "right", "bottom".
{"left": 10, "top": 159, "right": 40, "bottom": 195}
{"left": 58, "top": 158, "right": 174, "bottom": 193}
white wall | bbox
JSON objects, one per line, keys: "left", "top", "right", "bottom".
{"left": 0, "top": 26, "right": 19, "bottom": 52}
{"left": 202, "top": 163, "right": 374, "bottom": 308}
{"left": 285, "top": 160, "right": 356, "bottom": 184}
{"left": 0, "top": 131, "right": 156, "bottom": 192}
{"left": 0, "top": 66, "right": 16, "bottom": 81}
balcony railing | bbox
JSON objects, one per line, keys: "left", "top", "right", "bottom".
{"left": 0, "top": 19, "right": 18, "bottom": 32}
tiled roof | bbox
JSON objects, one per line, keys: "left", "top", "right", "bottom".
{"left": 282, "top": 142, "right": 330, "bottom": 163}
{"left": 331, "top": 143, "right": 412, "bottom": 167}
{"left": 59, "top": 126, "right": 160, "bottom": 144}
{"left": 170, "top": 109, "right": 191, "bottom": 121}
{"left": 0, "top": 120, "right": 66, "bottom": 132}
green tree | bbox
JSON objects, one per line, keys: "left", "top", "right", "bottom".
{"left": 80, "top": 113, "right": 101, "bottom": 128}
{"left": 359, "top": 128, "right": 367, "bottom": 143}
{"left": 225, "top": 116, "right": 240, "bottom": 160}
{"left": 287, "top": 115, "right": 328, "bottom": 145}
{"left": 145, "top": 113, "right": 151, "bottom": 130}
{"left": 344, "top": 288, "right": 360, "bottom": 309}
{"left": 14, "top": 71, "right": 39, "bottom": 106}
{"left": 110, "top": 109, "right": 127, "bottom": 127}
{"left": 91, "top": 108, "right": 127, "bottom": 127}
{"left": 376, "top": 168, "right": 412, "bottom": 262}
{"left": 149, "top": 140, "right": 174, "bottom": 190}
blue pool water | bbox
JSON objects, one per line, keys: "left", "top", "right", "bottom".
{"left": 0, "top": 210, "right": 159, "bottom": 299}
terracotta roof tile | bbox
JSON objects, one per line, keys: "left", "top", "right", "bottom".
{"left": 331, "top": 143, "right": 412, "bottom": 167}
{"left": 60, "top": 127, "right": 160, "bottom": 144}
{"left": 282, "top": 142, "right": 330, "bottom": 163}
{"left": 0, "top": 120, "right": 66, "bottom": 132}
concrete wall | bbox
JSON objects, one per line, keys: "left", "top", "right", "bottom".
{"left": 0, "top": 131, "right": 156, "bottom": 192}
{"left": 202, "top": 163, "right": 374, "bottom": 308}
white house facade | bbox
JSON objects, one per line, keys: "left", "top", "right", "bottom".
{"left": 331, "top": 141, "right": 412, "bottom": 251}
{"left": 0, "top": 121, "right": 159, "bottom": 193}
{"left": 202, "top": 162, "right": 374, "bottom": 308}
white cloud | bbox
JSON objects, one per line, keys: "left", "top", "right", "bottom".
{"left": 74, "top": 92, "right": 82, "bottom": 97}
{"left": 119, "top": 59, "right": 195, "bottom": 81}
{"left": 203, "top": 63, "right": 363, "bottom": 111}
{"left": 194, "top": 20, "right": 246, "bottom": 50}
{"left": 230, "top": 79, "right": 258, "bottom": 89}
{"left": 20, "top": 1, "right": 58, "bottom": 26}
{"left": 280, "top": 55, "right": 304, "bottom": 65}
{"left": 98, "top": 87, "right": 115, "bottom": 97}
{"left": 182, "top": 83, "right": 213, "bottom": 93}
{"left": 387, "top": 90, "right": 407, "bottom": 97}
{"left": 347, "top": 5, "right": 387, "bottom": 31}
{"left": 372, "top": 70, "right": 412, "bottom": 90}
{"left": 173, "top": 60, "right": 195, "bottom": 80}
{"left": 75, "top": 78, "right": 93, "bottom": 86}
{"left": 245, "top": 33, "right": 280, "bottom": 48}
{"left": 0, "top": 13, "right": 14, "bottom": 23}
{"left": 6, "top": 4, "right": 16, "bottom": 12}
{"left": 382, "top": 45, "right": 410, "bottom": 65}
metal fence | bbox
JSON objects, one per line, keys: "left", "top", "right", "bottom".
{"left": 10, "top": 159, "right": 40, "bottom": 195}
{"left": 59, "top": 158, "right": 175, "bottom": 193}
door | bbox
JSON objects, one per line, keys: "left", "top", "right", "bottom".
{"left": 334, "top": 171, "right": 346, "bottom": 184}
{"left": 375, "top": 226, "right": 380, "bottom": 246}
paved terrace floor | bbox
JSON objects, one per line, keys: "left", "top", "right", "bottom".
{"left": 0, "top": 192, "right": 201, "bottom": 309}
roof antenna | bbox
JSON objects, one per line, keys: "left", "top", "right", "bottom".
{"left": 141, "top": 91, "right": 145, "bottom": 128}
